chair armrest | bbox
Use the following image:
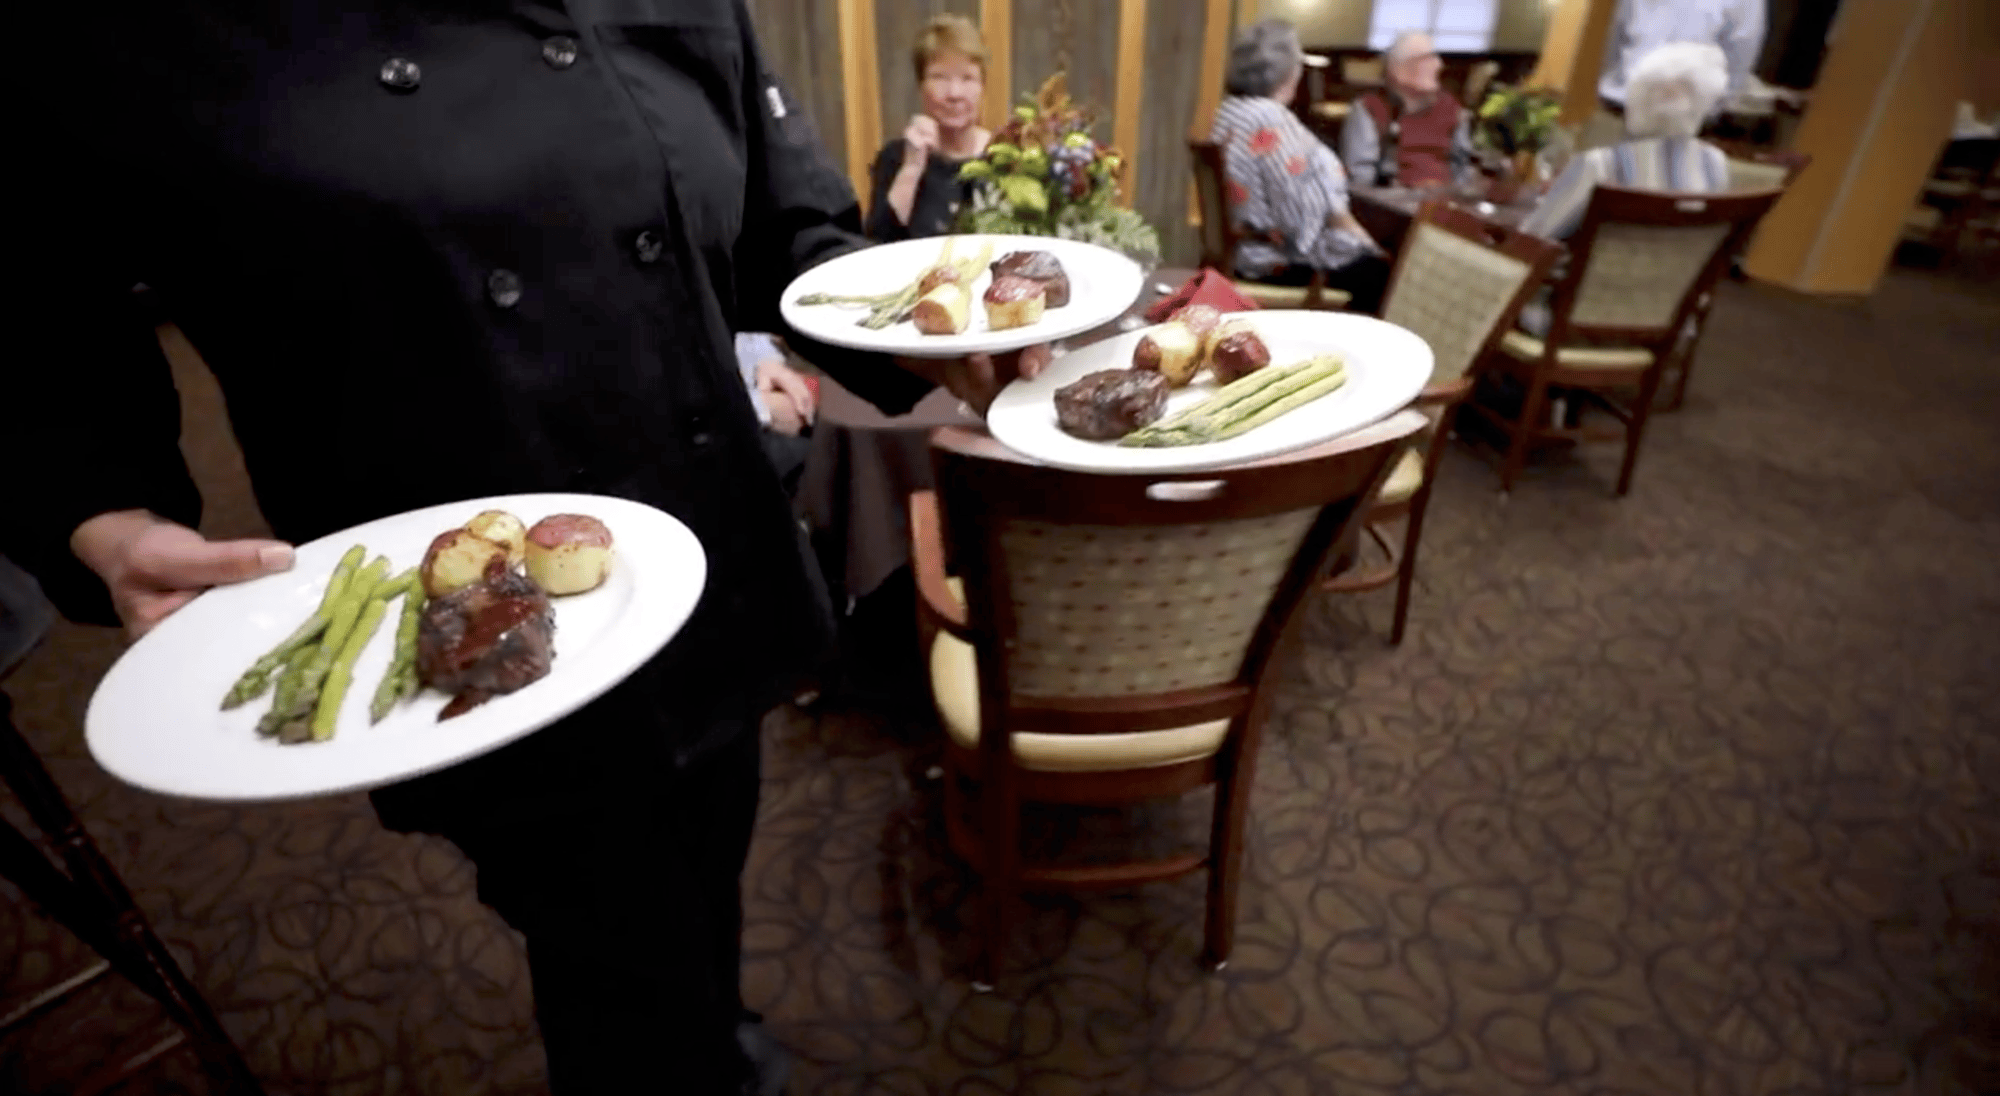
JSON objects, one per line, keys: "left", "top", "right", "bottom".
{"left": 1412, "top": 376, "right": 1474, "bottom": 410}
{"left": 909, "top": 491, "right": 970, "bottom": 639}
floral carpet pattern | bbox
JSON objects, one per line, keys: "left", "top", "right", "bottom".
{"left": 4, "top": 267, "right": 1998, "bottom": 1095}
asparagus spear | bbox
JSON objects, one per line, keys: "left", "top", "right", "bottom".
{"left": 312, "top": 595, "right": 391, "bottom": 741}
{"left": 1200, "top": 368, "right": 1349, "bottom": 441}
{"left": 256, "top": 644, "right": 318, "bottom": 736}
{"left": 272, "top": 556, "right": 389, "bottom": 742}
{"left": 1122, "top": 358, "right": 1346, "bottom": 448}
{"left": 1186, "top": 357, "right": 1344, "bottom": 436}
{"left": 1123, "top": 366, "right": 1302, "bottom": 446}
{"left": 369, "top": 578, "right": 428, "bottom": 723}
{"left": 220, "top": 543, "right": 365, "bottom": 709}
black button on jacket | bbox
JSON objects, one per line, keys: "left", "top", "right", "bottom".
{"left": 4, "top": 0, "right": 935, "bottom": 758}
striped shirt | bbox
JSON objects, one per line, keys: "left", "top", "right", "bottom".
{"left": 1208, "top": 95, "right": 1372, "bottom": 277}
{"left": 1520, "top": 137, "right": 1731, "bottom": 241}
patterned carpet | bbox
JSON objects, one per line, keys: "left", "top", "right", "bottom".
{"left": 4, "top": 265, "right": 1999, "bottom": 1095}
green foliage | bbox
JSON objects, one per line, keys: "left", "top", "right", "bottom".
{"left": 1474, "top": 85, "right": 1565, "bottom": 155}
{"left": 949, "top": 72, "right": 1160, "bottom": 263}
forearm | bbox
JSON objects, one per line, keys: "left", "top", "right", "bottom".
{"left": 884, "top": 162, "right": 923, "bottom": 226}
{"left": 1341, "top": 112, "right": 1380, "bottom": 187}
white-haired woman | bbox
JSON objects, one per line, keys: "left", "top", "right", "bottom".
{"left": 1209, "top": 20, "right": 1391, "bottom": 313}
{"left": 1520, "top": 42, "right": 1732, "bottom": 241}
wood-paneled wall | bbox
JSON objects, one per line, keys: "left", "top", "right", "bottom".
{"left": 757, "top": 0, "right": 1583, "bottom": 266}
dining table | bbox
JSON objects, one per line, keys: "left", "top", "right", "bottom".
{"left": 1350, "top": 184, "right": 1537, "bottom": 255}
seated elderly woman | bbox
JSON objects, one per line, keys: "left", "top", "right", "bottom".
{"left": 866, "top": 15, "right": 990, "bottom": 241}
{"left": 1209, "top": 20, "right": 1391, "bottom": 314}
{"left": 1520, "top": 42, "right": 1732, "bottom": 242}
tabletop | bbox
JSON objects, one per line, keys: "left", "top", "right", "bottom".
{"left": 1351, "top": 185, "right": 1536, "bottom": 254}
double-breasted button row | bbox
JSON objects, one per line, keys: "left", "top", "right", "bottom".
{"left": 379, "top": 37, "right": 577, "bottom": 95}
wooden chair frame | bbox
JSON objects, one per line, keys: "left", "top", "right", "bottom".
{"left": 1467, "top": 183, "right": 1783, "bottom": 495}
{"left": 1659, "top": 150, "right": 1811, "bottom": 411}
{"left": 1325, "top": 202, "right": 1564, "bottom": 643}
{"left": 1189, "top": 139, "right": 1347, "bottom": 310}
{"left": 910, "top": 428, "right": 1407, "bottom": 985}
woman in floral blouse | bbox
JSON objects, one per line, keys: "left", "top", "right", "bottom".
{"left": 1210, "top": 20, "right": 1391, "bottom": 314}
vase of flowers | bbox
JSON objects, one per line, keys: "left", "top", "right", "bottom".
{"left": 955, "top": 74, "right": 1161, "bottom": 266}
{"left": 1472, "top": 85, "right": 1565, "bottom": 202}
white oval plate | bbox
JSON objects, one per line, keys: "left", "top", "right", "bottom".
{"left": 987, "top": 310, "right": 1434, "bottom": 474}
{"left": 779, "top": 234, "right": 1144, "bottom": 358}
{"left": 86, "top": 493, "right": 706, "bottom": 803}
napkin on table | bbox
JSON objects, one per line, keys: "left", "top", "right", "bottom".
{"left": 1144, "top": 267, "right": 1261, "bottom": 324}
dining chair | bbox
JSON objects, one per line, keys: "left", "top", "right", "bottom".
{"left": 908, "top": 421, "right": 1416, "bottom": 986}
{"left": 0, "top": 559, "right": 264, "bottom": 1095}
{"left": 1322, "top": 202, "right": 1563, "bottom": 644}
{"left": 1189, "top": 139, "right": 1351, "bottom": 310}
{"left": 1654, "top": 150, "right": 1812, "bottom": 412}
{"left": 1467, "top": 183, "right": 1784, "bottom": 495}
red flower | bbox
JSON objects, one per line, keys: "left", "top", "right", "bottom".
{"left": 1248, "top": 128, "right": 1279, "bottom": 155}
{"left": 1225, "top": 180, "right": 1249, "bottom": 207}
{"left": 1285, "top": 155, "right": 1307, "bottom": 176}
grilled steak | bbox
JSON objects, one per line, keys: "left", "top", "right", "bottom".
{"left": 990, "top": 250, "right": 1071, "bottom": 308}
{"left": 416, "top": 556, "right": 556, "bottom": 719}
{"left": 1054, "top": 369, "right": 1170, "bottom": 440}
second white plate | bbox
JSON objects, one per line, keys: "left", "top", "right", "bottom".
{"left": 780, "top": 234, "right": 1143, "bottom": 358}
{"left": 986, "top": 310, "right": 1434, "bottom": 474}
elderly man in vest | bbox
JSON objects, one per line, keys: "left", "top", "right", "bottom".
{"left": 1340, "top": 32, "right": 1476, "bottom": 189}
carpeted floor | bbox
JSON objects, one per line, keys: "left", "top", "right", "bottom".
{"left": 4, "top": 265, "right": 1999, "bottom": 1095}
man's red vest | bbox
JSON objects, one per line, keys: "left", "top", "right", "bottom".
{"left": 1357, "top": 91, "right": 1461, "bottom": 188}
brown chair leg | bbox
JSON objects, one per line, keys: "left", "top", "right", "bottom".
{"left": 1500, "top": 376, "right": 1548, "bottom": 494}
{"left": 1388, "top": 491, "right": 1434, "bottom": 646}
{"left": 1201, "top": 741, "right": 1255, "bottom": 969}
{"left": 974, "top": 764, "right": 1020, "bottom": 990}
{"left": 1615, "top": 368, "right": 1667, "bottom": 497}
{"left": 0, "top": 709, "right": 263, "bottom": 1096}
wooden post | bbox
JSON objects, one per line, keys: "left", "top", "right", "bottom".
{"left": 1743, "top": 0, "right": 1976, "bottom": 294}
{"left": 837, "top": 0, "right": 883, "bottom": 205}
{"left": 1527, "top": 0, "right": 1617, "bottom": 127}
{"left": 1113, "top": 0, "right": 1148, "bottom": 206}
{"left": 1189, "top": 0, "right": 1234, "bottom": 227}
{"left": 981, "top": 0, "right": 1013, "bottom": 126}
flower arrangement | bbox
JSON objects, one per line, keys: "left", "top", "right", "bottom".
{"left": 1473, "top": 85, "right": 1565, "bottom": 156}
{"left": 955, "top": 74, "right": 1160, "bottom": 263}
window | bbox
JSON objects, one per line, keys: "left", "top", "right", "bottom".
{"left": 1368, "top": 0, "right": 1500, "bottom": 53}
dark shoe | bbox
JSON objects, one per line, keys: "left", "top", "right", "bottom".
{"left": 736, "top": 1019, "right": 792, "bottom": 1096}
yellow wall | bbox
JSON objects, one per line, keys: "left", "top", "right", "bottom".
{"left": 1241, "top": 0, "right": 1550, "bottom": 50}
{"left": 1744, "top": 0, "right": 1972, "bottom": 294}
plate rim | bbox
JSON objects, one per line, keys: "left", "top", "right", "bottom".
{"left": 83, "top": 491, "right": 707, "bottom": 803}
{"left": 778, "top": 233, "right": 1144, "bottom": 358}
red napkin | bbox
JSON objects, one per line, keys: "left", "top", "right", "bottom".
{"left": 1144, "top": 267, "right": 1261, "bottom": 324}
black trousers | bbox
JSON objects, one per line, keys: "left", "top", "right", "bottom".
{"left": 371, "top": 699, "right": 765, "bottom": 1094}
{"left": 1261, "top": 253, "right": 1395, "bottom": 316}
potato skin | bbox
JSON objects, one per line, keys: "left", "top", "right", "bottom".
{"left": 1209, "top": 323, "right": 1271, "bottom": 383}
{"left": 912, "top": 283, "right": 971, "bottom": 334}
{"left": 422, "top": 529, "right": 511, "bottom": 599}
{"left": 916, "top": 264, "right": 961, "bottom": 296}
{"left": 464, "top": 509, "right": 527, "bottom": 565}
{"left": 1130, "top": 322, "right": 1202, "bottom": 387}
{"left": 524, "top": 515, "right": 615, "bottom": 596}
{"left": 982, "top": 275, "right": 1046, "bottom": 330}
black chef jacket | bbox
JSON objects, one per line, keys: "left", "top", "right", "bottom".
{"left": 2, "top": 0, "right": 935, "bottom": 742}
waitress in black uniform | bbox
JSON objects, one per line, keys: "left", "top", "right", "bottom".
{"left": 0, "top": 2, "right": 1041, "bottom": 1093}
{"left": 865, "top": 14, "right": 991, "bottom": 240}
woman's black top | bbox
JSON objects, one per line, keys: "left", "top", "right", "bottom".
{"left": 865, "top": 138, "right": 975, "bottom": 241}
